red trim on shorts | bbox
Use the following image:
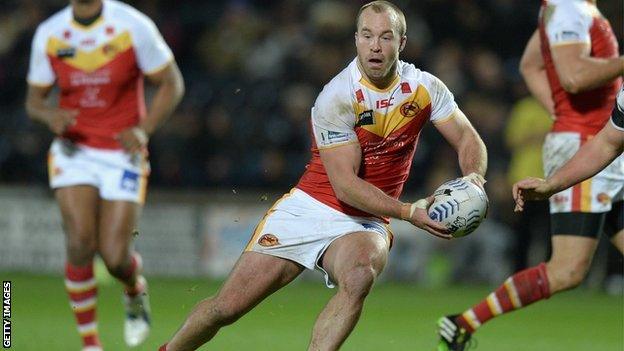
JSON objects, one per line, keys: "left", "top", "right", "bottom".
{"left": 571, "top": 183, "right": 582, "bottom": 211}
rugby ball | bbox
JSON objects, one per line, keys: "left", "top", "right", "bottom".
{"left": 428, "top": 178, "right": 488, "bottom": 238}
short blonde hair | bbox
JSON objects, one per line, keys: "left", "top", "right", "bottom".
{"left": 356, "top": 1, "right": 406, "bottom": 36}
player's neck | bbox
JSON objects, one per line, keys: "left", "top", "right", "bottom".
{"left": 72, "top": 0, "right": 103, "bottom": 23}
{"left": 358, "top": 61, "right": 399, "bottom": 90}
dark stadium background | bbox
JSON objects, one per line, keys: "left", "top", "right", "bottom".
{"left": 0, "top": 1, "right": 622, "bottom": 350}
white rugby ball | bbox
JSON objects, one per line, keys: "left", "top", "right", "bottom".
{"left": 428, "top": 178, "right": 489, "bottom": 238}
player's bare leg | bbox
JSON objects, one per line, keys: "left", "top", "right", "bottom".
{"left": 98, "top": 200, "right": 150, "bottom": 346}
{"left": 165, "top": 251, "right": 304, "bottom": 351}
{"left": 98, "top": 200, "right": 142, "bottom": 286}
{"left": 610, "top": 230, "right": 624, "bottom": 253}
{"left": 309, "top": 231, "right": 388, "bottom": 351}
{"left": 545, "top": 235, "right": 598, "bottom": 293}
{"left": 439, "top": 234, "right": 599, "bottom": 351}
{"left": 56, "top": 186, "right": 102, "bottom": 350}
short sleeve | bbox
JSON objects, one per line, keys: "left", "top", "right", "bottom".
{"left": 311, "top": 86, "right": 358, "bottom": 149}
{"left": 131, "top": 14, "right": 174, "bottom": 74}
{"left": 546, "top": 4, "right": 591, "bottom": 46}
{"left": 425, "top": 73, "right": 458, "bottom": 123}
{"left": 27, "top": 26, "right": 55, "bottom": 86}
{"left": 611, "top": 88, "right": 624, "bottom": 131}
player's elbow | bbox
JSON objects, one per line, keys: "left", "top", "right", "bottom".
{"left": 333, "top": 184, "right": 350, "bottom": 203}
{"left": 518, "top": 59, "right": 532, "bottom": 79}
{"left": 559, "top": 78, "right": 581, "bottom": 94}
{"left": 173, "top": 72, "right": 185, "bottom": 102}
{"left": 330, "top": 177, "right": 354, "bottom": 203}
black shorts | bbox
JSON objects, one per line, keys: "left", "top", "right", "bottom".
{"left": 551, "top": 201, "right": 623, "bottom": 238}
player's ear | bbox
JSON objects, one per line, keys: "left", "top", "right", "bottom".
{"left": 354, "top": 31, "right": 358, "bottom": 44}
{"left": 399, "top": 36, "right": 407, "bottom": 52}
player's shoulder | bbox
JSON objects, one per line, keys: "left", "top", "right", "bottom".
{"left": 106, "top": 0, "right": 155, "bottom": 29}
{"left": 315, "top": 60, "right": 355, "bottom": 106}
{"left": 398, "top": 60, "right": 428, "bottom": 82}
{"left": 35, "top": 5, "right": 71, "bottom": 35}
{"left": 399, "top": 61, "right": 445, "bottom": 93}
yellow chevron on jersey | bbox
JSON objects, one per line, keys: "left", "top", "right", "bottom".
{"left": 353, "top": 84, "right": 431, "bottom": 138}
{"left": 46, "top": 31, "right": 132, "bottom": 73}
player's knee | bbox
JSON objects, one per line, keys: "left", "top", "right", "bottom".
{"left": 338, "top": 265, "right": 377, "bottom": 300}
{"left": 101, "top": 251, "right": 130, "bottom": 278}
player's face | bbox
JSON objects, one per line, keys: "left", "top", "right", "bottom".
{"left": 355, "top": 9, "right": 405, "bottom": 84}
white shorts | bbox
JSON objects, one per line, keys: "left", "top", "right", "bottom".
{"left": 47, "top": 139, "right": 150, "bottom": 204}
{"left": 543, "top": 132, "right": 624, "bottom": 214}
{"left": 244, "top": 188, "right": 393, "bottom": 288}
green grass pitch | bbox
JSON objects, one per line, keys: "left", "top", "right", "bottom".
{"left": 5, "top": 272, "right": 623, "bottom": 350}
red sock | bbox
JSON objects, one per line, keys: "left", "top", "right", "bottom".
{"left": 159, "top": 343, "right": 168, "bottom": 351}
{"left": 457, "top": 262, "right": 551, "bottom": 333}
{"left": 65, "top": 262, "right": 101, "bottom": 348}
{"left": 120, "top": 252, "right": 144, "bottom": 296}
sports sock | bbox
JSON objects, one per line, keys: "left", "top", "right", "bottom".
{"left": 456, "top": 262, "right": 551, "bottom": 333}
{"left": 65, "top": 262, "right": 101, "bottom": 348}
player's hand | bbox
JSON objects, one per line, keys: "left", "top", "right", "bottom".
{"left": 403, "top": 197, "right": 453, "bottom": 240}
{"left": 512, "top": 177, "right": 555, "bottom": 212}
{"left": 46, "top": 108, "right": 78, "bottom": 135}
{"left": 116, "top": 127, "right": 148, "bottom": 154}
{"left": 461, "top": 172, "right": 486, "bottom": 190}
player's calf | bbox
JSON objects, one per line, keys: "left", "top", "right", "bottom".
{"left": 545, "top": 258, "right": 591, "bottom": 293}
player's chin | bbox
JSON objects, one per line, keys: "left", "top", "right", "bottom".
{"left": 366, "top": 67, "right": 386, "bottom": 78}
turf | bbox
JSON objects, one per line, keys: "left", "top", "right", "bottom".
{"left": 4, "top": 272, "right": 623, "bottom": 350}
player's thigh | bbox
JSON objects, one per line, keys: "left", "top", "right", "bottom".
{"left": 55, "top": 185, "right": 100, "bottom": 240}
{"left": 321, "top": 231, "right": 389, "bottom": 286}
{"left": 215, "top": 251, "right": 304, "bottom": 314}
{"left": 97, "top": 200, "right": 141, "bottom": 259}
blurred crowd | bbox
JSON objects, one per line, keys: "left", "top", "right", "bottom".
{"left": 0, "top": 1, "right": 622, "bottom": 275}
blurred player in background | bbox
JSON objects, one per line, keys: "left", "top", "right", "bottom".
{"left": 160, "top": 1, "right": 486, "bottom": 350}
{"left": 514, "top": 86, "right": 624, "bottom": 209}
{"left": 25, "top": 0, "right": 184, "bottom": 349}
{"left": 438, "top": 0, "right": 623, "bottom": 349}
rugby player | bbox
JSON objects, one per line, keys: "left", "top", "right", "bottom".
{"left": 26, "top": 0, "right": 184, "bottom": 349}
{"left": 161, "top": 1, "right": 486, "bottom": 350}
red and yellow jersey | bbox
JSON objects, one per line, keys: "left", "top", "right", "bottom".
{"left": 539, "top": 0, "right": 621, "bottom": 136}
{"left": 296, "top": 59, "right": 458, "bottom": 221}
{"left": 27, "top": 0, "right": 173, "bottom": 149}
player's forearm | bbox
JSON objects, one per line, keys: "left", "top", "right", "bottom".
{"left": 547, "top": 131, "right": 621, "bottom": 192}
{"left": 139, "top": 70, "right": 185, "bottom": 135}
{"left": 333, "top": 175, "right": 405, "bottom": 219}
{"left": 456, "top": 129, "right": 487, "bottom": 177}
{"left": 521, "top": 68, "right": 555, "bottom": 115}
{"left": 560, "top": 56, "right": 624, "bottom": 94}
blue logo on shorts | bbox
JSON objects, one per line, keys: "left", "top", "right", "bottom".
{"left": 120, "top": 170, "right": 139, "bottom": 192}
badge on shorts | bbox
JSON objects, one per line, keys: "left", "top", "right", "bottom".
{"left": 361, "top": 222, "right": 385, "bottom": 236}
{"left": 258, "top": 234, "right": 280, "bottom": 247}
{"left": 120, "top": 170, "right": 139, "bottom": 192}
